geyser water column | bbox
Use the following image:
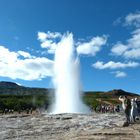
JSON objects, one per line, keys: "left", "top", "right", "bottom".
{"left": 51, "top": 33, "right": 90, "bottom": 114}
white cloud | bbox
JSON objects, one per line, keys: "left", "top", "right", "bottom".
{"left": 112, "top": 71, "right": 127, "bottom": 78}
{"left": 125, "top": 11, "right": 140, "bottom": 28}
{"left": 0, "top": 46, "right": 18, "bottom": 64}
{"left": 128, "top": 29, "right": 140, "bottom": 48}
{"left": 40, "top": 40, "right": 53, "bottom": 48}
{"left": 38, "top": 31, "right": 107, "bottom": 55}
{"left": 0, "top": 46, "right": 54, "bottom": 80}
{"left": 76, "top": 36, "right": 107, "bottom": 56}
{"left": 92, "top": 61, "right": 139, "bottom": 69}
{"left": 111, "top": 43, "right": 128, "bottom": 56}
{"left": 111, "top": 28, "right": 140, "bottom": 59}
{"left": 112, "top": 11, "right": 140, "bottom": 59}
{"left": 38, "top": 31, "right": 62, "bottom": 42}
{"left": 124, "top": 48, "right": 140, "bottom": 59}
{"left": 17, "top": 51, "right": 33, "bottom": 58}
{"left": 37, "top": 31, "right": 62, "bottom": 54}
{"left": 111, "top": 11, "right": 140, "bottom": 59}
{"left": 38, "top": 32, "right": 48, "bottom": 42}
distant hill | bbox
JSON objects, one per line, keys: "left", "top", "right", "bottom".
{"left": 0, "top": 81, "right": 140, "bottom": 110}
{"left": 0, "top": 81, "right": 20, "bottom": 88}
{"left": 85, "top": 89, "right": 139, "bottom": 97}
{"left": 0, "top": 81, "right": 49, "bottom": 95}
{"left": 84, "top": 89, "right": 140, "bottom": 108}
{"left": 0, "top": 81, "right": 139, "bottom": 97}
{"left": 106, "top": 89, "right": 139, "bottom": 97}
{"left": 0, "top": 81, "right": 51, "bottom": 111}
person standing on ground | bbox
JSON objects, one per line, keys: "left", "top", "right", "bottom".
{"left": 119, "top": 96, "right": 131, "bottom": 126}
{"left": 123, "top": 96, "right": 131, "bottom": 126}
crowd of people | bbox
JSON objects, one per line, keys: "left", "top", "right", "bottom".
{"left": 119, "top": 96, "right": 140, "bottom": 126}
{"left": 95, "top": 104, "right": 120, "bottom": 113}
{"left": 0, "top": 107, "right": 36, "bottom": 115}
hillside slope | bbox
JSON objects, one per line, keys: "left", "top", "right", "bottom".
{"left": 0, "top": 81, "right": 49, "bottom": 95}
{"left": 0, "top": 81, "right": 139, "bottom": 110}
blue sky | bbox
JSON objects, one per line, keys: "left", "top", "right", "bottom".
{"left": 0, "top": 0, "right": 140, "bottom": 93}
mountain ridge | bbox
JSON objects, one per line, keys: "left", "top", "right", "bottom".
{"left": 0, "top": 81, "right": 139, "bottom": 97}
{"left": 0, "top": 81, "right": 49, "bottom": 95}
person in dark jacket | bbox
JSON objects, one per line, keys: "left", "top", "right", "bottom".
{"left": 119, "top": 96, "right": 131, "bottom": 127}
{"left": 123, "top": 96, "right": 131, "bottom": 126}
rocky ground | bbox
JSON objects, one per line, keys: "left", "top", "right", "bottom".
{"left": 0, "top": 113, "right": 140, "bottom": 140}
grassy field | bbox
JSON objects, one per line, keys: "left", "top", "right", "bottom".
{"left": 0, "top": 82, "right": 139, "bottom": 112}
{"left": 0, "top": 90, "right": 139, "bottom": 113}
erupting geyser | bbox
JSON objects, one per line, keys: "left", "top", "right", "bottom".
{"left": 51, "top": 33, "right": 90, "bottom": 114}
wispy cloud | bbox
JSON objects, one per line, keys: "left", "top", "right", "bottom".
{"left": 112, "top": 11, "right": 140, "bottom": 59}
{"left": 113, "top": 17, "right": 122, "bottom": 26}
{"left": 37, "top": 31, "right": 62, "bottom": 54}
{"left": 112, "top": 29, "right": 140, "bottom": 59}
{"left": 125, "top": 11, "right": 140, "bottom": 28}
{"left": 114, "top": 11, "right": 140, "bottom": 28}
{"left": 92, "top": 61, "right": 139, "bottom": 69}
{"left": 38, "top": 31, "right": 62, "bottom": 42}
{"left": 76, "top": 35, "right": 107, "bottom": 56}
{"left": 112, "top": 71, "right": 127, "bottom": 78}
{"left": 38, "top": 31, "right": 107, "bottom": 56}
{"left": 17, "top": 50, "right": 33, "bottom": 58}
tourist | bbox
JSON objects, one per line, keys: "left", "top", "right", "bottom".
{"left": 130, "top": 98, "right": 140, "bottom": 122}
{"left": 119, "top": 96, "right": 131, "bottom": 126}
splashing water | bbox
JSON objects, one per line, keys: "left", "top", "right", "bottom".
{"left": 51, "top": 33, "right": 90, "bottom": 114}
